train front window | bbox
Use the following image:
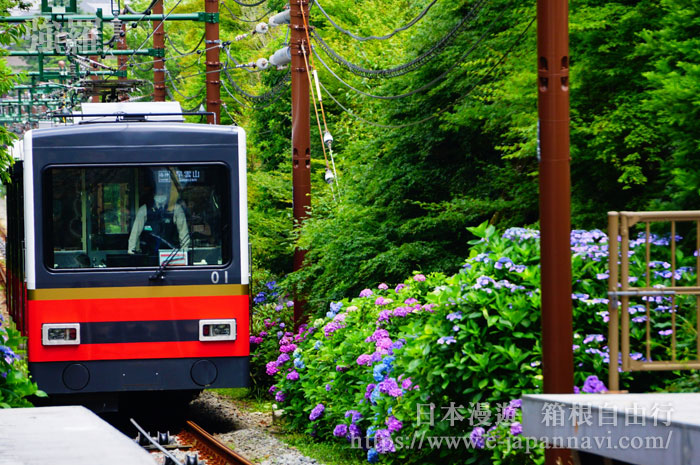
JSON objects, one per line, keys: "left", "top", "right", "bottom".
{"left": 45, "top": 165, "right": 230, "bottom": 269}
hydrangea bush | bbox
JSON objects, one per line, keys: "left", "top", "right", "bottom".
{"left": 0, "top": 322, "right": 44, "bottom": 407}
{"left": 251, "top": 222, "right": 694, "bottom": 463}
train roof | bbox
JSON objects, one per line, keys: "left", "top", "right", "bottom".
{"left": 28, "top": 122, "right": 243, "bottom": 150}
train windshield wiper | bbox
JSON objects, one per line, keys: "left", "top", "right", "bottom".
{"left": 149, "top": 236, "right": 191, "bottom": 281}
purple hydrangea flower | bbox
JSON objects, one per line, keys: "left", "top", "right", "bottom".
{"left": 359, "top": 289, "right": 373, "bottom": 298}
{"left": 275, "top": 391, "right": 285, "bottom": 402}
{"left": 345, "top": 410, "right": 362, "bottom": 423}
{"left": 437, "top": 336, "right": 456, "bottom": 345}
{"left": 386, "top": 415, "right": 403, "bottom": 433}
{"left": 404, "top": 298, "right": 419, "bottom": 305}
{"left": 277, "top": 353, "right": 290, "bottom": 365}
{"left": 378, "top": 378, "right": 403, "bottom": 397}
{"left": 446, "top": 311, "right": 463, "bottom": 321}
{"left": 378, "top": 283, "right": 389, "bottom": 290}
{"left": 265, "top": 361, "right": 278, "bottom": 376}
{"left": 286, "top": 370, "right": 300, "bottom": 381}
{"left": 510, "top": 422, "right": 523, "bottom": 436}
{"left": 401, "top": 377, "right": 412, "bottom": 390}
{"left": 375, "top": 429, "right": 396, "bottom": 454}
{"left": 268, "top": 385, "right": 277, "bottom": 394}
{"left": 470, "top": 427, "right": 485, "bottom": 449}
{"left": 364, "top": 383, "right": 376, "bottom": 400}
{"left": 280, "top": 344, "right": 298, "bottom": 353}
{"left": 659, "top": 329, "right": 673, "bottom": 336}
{"left": 582, "top": 375, "right": 607, "bottom": 393}
{"left": 413, "top": 274, "right": 426, "bottom": 282}
{"left": 309, "top": 403, "right": 325, "bottom": 421}
{"left": 348, "top": 423, "right": 361, "bottom": 438}
{"left": 395, "top": 284, "right": 406, "bottom": 292}
{"left": 333, "top": 424, "right": 348, "bottom": 437}
{"left": 509, "top": 398, "right": 522, "bottom": 408}
{"left": 357, "top": 354, "right": 373, "bottom": 366}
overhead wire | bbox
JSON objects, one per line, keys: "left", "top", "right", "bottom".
{"left": 319, "top": 16, "right": 535, "bottom": 129}
{"left": 228, "top": 0, "right": 266, "bottom": 7}
{"left": 299, "top": 2, "right": 340, "bottom": 197}
{"left": 312, "top": 6, "right": 504, "bottom": 100}
{"left": 165, "top": 30, "right": 205, "bottom": 56}
{"left": 220, "top": 2, "right": 272, "bottom": 23}
{"left": 313, "top": 0, "right": 437, "bottom": 41}
{"left": 122, "top": 0, "right": 187, "bottom": 71}
{"left": 312, "top": 0, "right": 488, "bottom": 79}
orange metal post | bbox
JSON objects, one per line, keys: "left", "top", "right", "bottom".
{"left": 538, "top": 0, "right": 573, "bottom": 463}
{"left": 290, "top": 0, "right": 311, "bottom": 325}
{"left": 204, "top": 0, "right": 220, "bottom": 124}
{"left": 153, "top": 0, "right": 166, "bottom": 102}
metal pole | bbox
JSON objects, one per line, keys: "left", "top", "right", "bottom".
{"left": 88, "top": 29, "right": 100, "bottom": 102}
{"left": 290, "top": 0, "right": 311, "bottom": 325}
{"left": 538, "top": 0, "right": 573, "bottom": 463}
{"left": 118, "top": 21, "right": 127, "bottom": 83}
{"left": 153, "top": 0, "right": 166, "bottom": 102}
{"left": 204, "top": 0, "right": 220, "bottom": 124}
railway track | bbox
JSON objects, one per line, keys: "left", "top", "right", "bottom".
{"left": 134, "top": 419, "right": 255, "bottom": 465}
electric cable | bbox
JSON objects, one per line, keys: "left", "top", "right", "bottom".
{"left": 312, "top": 7, "right": 502, "bottom": 101}
{"left": 228, "top": 0, "right": 266, "bottom": 7}
{"left": 319, "top": 16, "right": 535, "bottom": 129}
{"left": 221, "top": 65, "right": 290, "bottom": 102}
{"left": 123, "top": 0, "right": 160, "bottom": 16}
{"left": 313, "top": 0, "right": 437, "bottom": 41}
{"left": 165, "top": 30, "right": 205, "bottom": 56}
{"left": 312, "top": 0, "right": 488, "bottom": 79}
{"left": 122, "top": 0, "right": 186, "bottom": 70}
{"left": 220, "top": 2, "right": 272, "bottom": 23}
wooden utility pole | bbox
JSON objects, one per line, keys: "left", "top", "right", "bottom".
{"left": 538, "top": 0, "right": 573, "bottom": 463}
{"left": 204, "top": 0, "right": 220, "bottom": 124}
{"left": 153, "top": 0, "right": 166, "bottom": 101}
{"left": 290, "top": 0, "right": 311, "bottom": 325}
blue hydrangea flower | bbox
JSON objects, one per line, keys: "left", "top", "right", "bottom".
{"left": 367, "top": 448, "right": 379, "bottom": 463}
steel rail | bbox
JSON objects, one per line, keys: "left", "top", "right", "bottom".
{"left": 182, "top": 420, "right": 255, "bottom": 465}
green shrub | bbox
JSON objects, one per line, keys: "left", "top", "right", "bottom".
{"left": 0, "top": 325, "right": 44, "bottom": 407}
{"left": 252, "top": 222, "right": 695, "bottom": 463}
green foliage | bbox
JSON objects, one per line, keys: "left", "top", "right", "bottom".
{"left": 252, "top": 223, "right": 700, "bottom": 463}
{"left": 0, "top": 325, "right": 45, "bottom": 407}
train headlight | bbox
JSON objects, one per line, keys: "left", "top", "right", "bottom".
{"left": 199, "top": 319, "right": 236, "bottom": 341}
{"left": 42, "top": 323, "right": 80, "bottom": 345}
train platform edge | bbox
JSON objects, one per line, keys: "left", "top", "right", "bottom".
{"left": 0, "top": 405, "right": 154, "bottom": 464}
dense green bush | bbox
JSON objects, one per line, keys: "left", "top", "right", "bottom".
{"left": 0, "top": 324, "right": 44, "bottom": 407}
{"left": 251, "top": 223, "right": 695, "bottom": 463}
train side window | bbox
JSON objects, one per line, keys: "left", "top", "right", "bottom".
{"left": 45, "top": 164, "right": 231, "bottom": 270}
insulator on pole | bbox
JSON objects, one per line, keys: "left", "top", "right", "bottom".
{"left": 324, "top": 168, "right": 334, "bottom": 185}
{"left": 254, "top": 22, "right": 269, "bottom": 34}
{"left": 269, "top": 47, "right": 291, "bottom": 67}
{"left": 256, "top": 57, "right": 269, "bottom": 70}
{"left": 268, "top": 9, "right": 290, "bottom": 27}
{"left": 323, "top": 130, "right": 333, "bottom": 149}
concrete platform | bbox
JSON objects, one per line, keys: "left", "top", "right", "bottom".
{"left": 0, "top": 406, "right": 154, "bottom": 465}
{"left": 522, "top": 393, "right": 700, "bottom": 465}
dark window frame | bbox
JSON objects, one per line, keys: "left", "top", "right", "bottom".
{"left": 42, "top": 162, "right": 233, "bottom": 272}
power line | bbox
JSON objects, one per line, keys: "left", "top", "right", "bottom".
{"left": 312, "top": 7, "right": 503, "bottom": 101}
{"left": 165, "top": 30, "right": 205, "bottom": 56}
{"left": 221, "top": 65, "right": 290, "bottom": 102}
{"left": 319, "top": 16, "right": 535, "bottom": 129}
{"left": 228, "top": 0, "right": 266, "bottom": 7}
{"left": 220, "top": 2, "right": 272, "bottom": 23}
{"left": 312, "top": 0, "right": 488, "bottom": 79}
{"left": 313, "top": 0, "right": 437, "bottom": 41}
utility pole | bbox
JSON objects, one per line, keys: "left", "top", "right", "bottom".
{"left": 204, "top": 0, "right": 220, "bottom": 124}
{"left": 153, "top": 0, "right": 166, "bottom": 101}
{"left": 290, "top": 0, "right": 311, "bottom": 325}
{"left": 118, "top": 21, "right": 127, "bottom": 83}
{"left": 537, "top": 0, "right": 573, "bottom": 463}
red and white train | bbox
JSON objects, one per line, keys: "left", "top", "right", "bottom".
{"left": 5, "top": 104, "right": 250, "bottom": 397}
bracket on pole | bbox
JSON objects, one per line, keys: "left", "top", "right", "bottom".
{"left": 198, "top": 12, "right": 219, "bottom": 23}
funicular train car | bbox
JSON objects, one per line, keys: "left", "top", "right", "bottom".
{"left": 5, "top": 103, "right": 250, "bottom": 398}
